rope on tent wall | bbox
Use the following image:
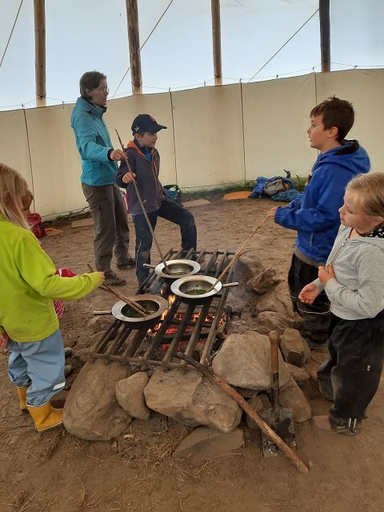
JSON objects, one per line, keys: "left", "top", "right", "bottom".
{"left": 0, "top": 0, "right": 24, "bottom": 70}
{"left": 248, "top": 8, "right": 319, "bottom": 82}
{"left": 112, "top": 0, "right": 174, "bottom": 98}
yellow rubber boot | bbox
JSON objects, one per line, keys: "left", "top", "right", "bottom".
{"left": 16, "top": 386, "right": 28, "bottom": 411}
{"left": 27, "top": 402, "right": 63, "bottom": 432}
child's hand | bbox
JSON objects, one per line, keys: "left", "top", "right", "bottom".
{"left": 267, "top": 207, "right": 278, "bottom": 219}
{"left": 298, "top": 283, "right": 320, "bottom": 305}
{"left": 98, "top": 272, "right": 105, "bottom": 283}
{"left": 122, "top": 172, "right": 136, "bottom": 184}
{"left": 318, "top": 264, "right": 335, "bottom": 286}
{"left": 0, "top": 332, "right": 9, "bottom": 350}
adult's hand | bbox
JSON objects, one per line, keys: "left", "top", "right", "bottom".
{"left": 109, "top": 149, "right": 127, "bottom": 161}
{"left": 122, "top": 172, "right": 136, "bottom": 184}
{"left": 298, "top": 283, "right": 320, "bottom": 305}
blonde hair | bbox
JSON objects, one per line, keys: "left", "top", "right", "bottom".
{"left": 0, "top": 163, "right": 30, "bottom": 230}
{"left": 347, "top": 173, "right": 384, "bottom": 219}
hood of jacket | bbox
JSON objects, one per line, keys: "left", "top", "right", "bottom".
{"left": 314, "top": 140, "right": 370, "bottom": 177}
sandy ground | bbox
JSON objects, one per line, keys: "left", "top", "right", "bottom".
{"left": 1, "top": 196, "right": 383, "bottom": 512}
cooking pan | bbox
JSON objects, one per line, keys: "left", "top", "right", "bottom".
{"left": 143, "top": 259, "right": 201, "bottom": 280}
{"left": 111, "top": 294, "right": 169, "bottom": 329}
{"left": 171, "top": 275, "right": 239, "bottom": 304}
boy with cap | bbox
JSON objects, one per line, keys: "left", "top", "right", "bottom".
{"left": 117, "top": 114, "right": 197, "bottom": 285}
{"left": 267, "top": 97, "right": 370, "bottom": 348}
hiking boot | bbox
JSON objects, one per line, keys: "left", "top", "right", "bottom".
{"left": 104, "top": 271, "right": 126, "bottom": 286}
{"left": 311, "top": 415, "right": 362, "bottom": 436}
{"left": 116, "top": 256, "right": 136, "bottom": 269}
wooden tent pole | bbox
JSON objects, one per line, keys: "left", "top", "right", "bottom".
{"left": 126, "top": 0, "right": 143, "bottom": 95}
{"left": 211, "top": 0, "right": 223, "bottom": 86}
{"left": 33, "top": 0, "right": 46, "bottom": 106}
{"left": 319, "top": 0, "right": 330, "bottom": 73}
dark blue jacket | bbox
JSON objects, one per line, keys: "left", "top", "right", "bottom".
{"left": 275, "top": 140, "right": 370, "bottom": 263}
{"left": 116, "top": 140, "right": 165, "bottom": 215}
{"left": 71, "top": 98, "right": 117, "bottom": 186}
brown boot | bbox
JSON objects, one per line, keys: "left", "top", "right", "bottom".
{"left": 27, "top": 402, "right": 63, "bottom": 432}
{"left": 311, "top": 415, "right": 361, "bottom": 436}
{"left": 16, "top": 386, "right": 28, "bottom": 412}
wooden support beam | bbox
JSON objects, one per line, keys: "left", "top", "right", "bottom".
{"left": 211, "top": 0, "right": 222, "bottom": 85}
{"left": 319, "top": 0, "right": 330, "bottom": 73}
{"left": 126, "top": 0, "right": 143, "bottom": 94}
{"left": 33, "top": 0, "right": 46, "bottom": 106}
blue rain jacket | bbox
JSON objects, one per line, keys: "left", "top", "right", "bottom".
{"left": 274, "top": 140, "right": 370, "bottom": 263}
{"left": 71, "top": 97, "right": 117, "bottom": 186}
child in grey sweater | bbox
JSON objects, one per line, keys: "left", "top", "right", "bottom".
{"left": 299, "top": 172, "right": 384, "bottom": 435}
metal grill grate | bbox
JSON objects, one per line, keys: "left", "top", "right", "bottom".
{"left": 89, "top": 248, "right": 235, "bottom": 368}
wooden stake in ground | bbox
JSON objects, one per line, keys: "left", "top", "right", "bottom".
{"left": 115, "top": 129, "right": 170, "bottom": 274}
{"left": 176, "top": 352, "right": 310, "bottom": 474}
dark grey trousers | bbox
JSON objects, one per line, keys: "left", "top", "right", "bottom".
{"left": 82, "top": 183, "right": 130, "bottom": 273}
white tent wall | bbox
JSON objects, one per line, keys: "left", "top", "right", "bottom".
{"left": 242, "top": 73, "right": 317, "bottom": 180}
{"left": 315, "top": 69, "right": 384, "bottom": 174}
{"left": 0, "top": 69, "right": 383, "bottom": 218}
{"left": 170, "top": 85, "right": 244, "bottom": 188}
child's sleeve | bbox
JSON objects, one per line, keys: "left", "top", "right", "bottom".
{"left": 275, "top": 168, "right": 346, "bottom": 231}
{"left": 15, "top": 233, "right": 103, "bottom": 300}
{"left": 325, "top": 248, "right": 384, "bottom": 318}
{"left": 73, "top": 113, "right": 111, "bottom": 162}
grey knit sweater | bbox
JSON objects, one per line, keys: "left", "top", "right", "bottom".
{"left": 313, "top": 225, "right": 384, "bottom": 320}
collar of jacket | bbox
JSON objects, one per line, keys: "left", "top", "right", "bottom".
{"left": 78, "top": 96, "right": 107, "bottom": 118}
{"left": 127, "top": 140, "right": 155, "bottom": 159}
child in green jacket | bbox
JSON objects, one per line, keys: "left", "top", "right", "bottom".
{"left": 0, "top": 163, "right": 104, "bottom": 432}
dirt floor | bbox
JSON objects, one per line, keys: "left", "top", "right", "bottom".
{"left": 1, "top": 196, "right": 384, "bottom": 512}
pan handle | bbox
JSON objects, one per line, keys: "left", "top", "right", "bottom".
{"left": 93, "top": 310, "right": 112, "bottom": 316}
{"left": 143, "top": 264, "right": 156, "bottom": 269}
{"left": 221, "top": 281, "right": 239, "bottom": 288}
{"left": 269, "top": 331, "right": 280, "bottom": 392}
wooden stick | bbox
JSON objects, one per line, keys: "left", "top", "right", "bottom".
{"left": 206, "top": 215, "right": 269, "bottom": 292}
{"left": 175, "top": 352, "right": 309, "bottom": 474}
{"left": 87, "top": 264, "right": 147, "bottom": 316}
{"left": 115, "top": 129, "right": 170, "bottom": 273}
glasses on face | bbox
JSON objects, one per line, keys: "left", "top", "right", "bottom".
{"left": 95, "top": 86, "right": 109, "bottom": 93}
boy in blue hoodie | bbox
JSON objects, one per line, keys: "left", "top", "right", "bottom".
{"left": 268, "top": 97, "right": 370, "bottom": 348}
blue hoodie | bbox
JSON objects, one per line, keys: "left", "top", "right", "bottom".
{"left": 70, "top": 97, "right": 117, "bottom": 186}
{"left": 274, "top": 140, "right": 370, "bottom": 263}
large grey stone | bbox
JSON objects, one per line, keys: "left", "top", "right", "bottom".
{"left": 279, "top": 377, "right": 312, "bottom": 423}
{"left": 247, "top": 268, "right": 284, "bottom": 295}
{"left": 173, "top": 427, "right": 244, "bottom": 459}
{"left": 253, "top": 311, "right": 295, "bottom": 335}
{"left": 281, "top": 328, "right": 311, "bottom": 367}
{"left": 212, "top": 331, "right": 291, "bottom": 391}
{"left": 144, "top": 367, "right": 241, "bottom": 433}
{"left": 115, "top": 372, "right": 150, "bottom": 420}
{"left": 255, "top": 282, "right": 295, "bottom": 319}
{"left": 285, "top": 363, "right": 310, "bottom": 383}
{"left": 63, "top": 359, "right": 132, "bottom": 441}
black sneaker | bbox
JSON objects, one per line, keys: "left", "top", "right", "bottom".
{"left": 116, "top": 257, "right": 136, "bottom": 269}
{"left": 104, "top": 271, "right": 126, "bottom": 286}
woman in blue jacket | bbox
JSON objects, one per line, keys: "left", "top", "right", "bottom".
{"left": 71, "top": 71, "right": 134, "bottom": 286}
